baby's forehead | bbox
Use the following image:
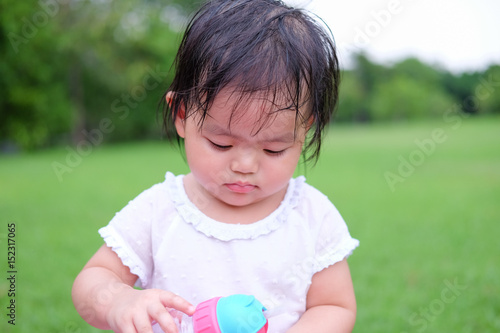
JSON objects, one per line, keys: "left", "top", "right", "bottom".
{"left": 208, "top": 96, "right": 296, "bottom": 123}
{"left": 202, "top": 118, "right": 298, "bottom": 143}
{"left": 208, "top": 87, "right": 309, "bottom": 115}
{"left": 197, "top": 92, "right": 305, "bottom": 141}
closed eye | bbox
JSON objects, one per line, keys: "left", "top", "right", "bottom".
{"left": 208, "top": 140, "right": 232, "bottom": 151}
{"left": 264, "top": 149, "right": 286, "bottom": 156}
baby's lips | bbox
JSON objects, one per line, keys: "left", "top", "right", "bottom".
{"left": 225, "top": 183, "right": 257, "bottom": 193}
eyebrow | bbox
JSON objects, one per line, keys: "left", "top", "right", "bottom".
{"left": 202, "top": 123, "right": 295, "bottom": 143}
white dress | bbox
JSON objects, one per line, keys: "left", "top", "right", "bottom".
{"left": 99, "top": 172, "right": 359, "bottom": 333}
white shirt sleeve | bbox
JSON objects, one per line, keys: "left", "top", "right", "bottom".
{"left": 98, "top": 183, "right": 162, "bottom": 288}
{"left": 300, "top": 184, "right": 359, "bottom": 274}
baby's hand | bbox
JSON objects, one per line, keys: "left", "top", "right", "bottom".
{"left": 105, "top": 288, "right": 195, "bottom": 333}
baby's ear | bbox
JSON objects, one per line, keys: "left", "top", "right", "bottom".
{"left": 305, "top": 114, "right": 315, "bottom": 131}
{"left": 167, "top": 91, "right": 187, "bottom": 138}
{"left": 165, "top": 91, "right": 175, "bottom": 109}
{"left": 166, "top": 91, "right": 187, "bottom": 119}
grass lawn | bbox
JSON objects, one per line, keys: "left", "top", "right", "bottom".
{"left": 1, "top": 116, "right": 499, "bottom": 332}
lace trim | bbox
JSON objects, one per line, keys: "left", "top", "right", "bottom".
{"left": 165, "top": 172, "right": 305, "bottom": 241}
{"left": 312, "top": 238, "right": 360, "bottom": 273}
{"left": 99, "top": 225, "right": 148, "bottom": 288}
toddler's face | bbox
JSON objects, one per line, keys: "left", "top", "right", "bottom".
{"left": 175, "top": 89, "right": 308, "bottom": 211}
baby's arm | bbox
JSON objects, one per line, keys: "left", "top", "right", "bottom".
{"left": 287, "top": 259, "right": 356, "bottom": 333}
{"left": 72, "top": 244, "right": 195, "bottom": 333}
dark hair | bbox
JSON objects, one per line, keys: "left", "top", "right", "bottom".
{"left": 161, "top": 0, "right": 340, "bottom": 163}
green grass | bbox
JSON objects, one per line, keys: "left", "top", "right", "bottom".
{"left": 1, "top": 116, "right": 499, "bottom": 332}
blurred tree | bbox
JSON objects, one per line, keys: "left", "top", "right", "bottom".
{"left": 352, "top": 52, "right": 386, "bottom": 94}
{"left": 343, "top": 52, "right": 388, "bottom": 122}
{"left": 390, "top": 57, "right": 442, "bottom": 86}
{"left": 0, "top": 1, "right": 496, "bottom": 151}
{"left": 0, "top": 0, "right": 199, "bottom": 150}
{"left": 369, "top": 74, "right": 455, "bottom": 121}
{"left": 441, "top": 70, "right": 482, "bottom": 114}
{"left": 339, "top": 53, "right": 458, "bottom": 122}
{"left": 375, "top": 58, "right": 457, "bottom": 120}
{"left": 336, "top": 70, "right": 366, "bottom": 122}
{"left": 476, "top": 65, "right": 500, "bottom": 114}
{"left": 0, "top": 1, "right": 73, "bottom": 149}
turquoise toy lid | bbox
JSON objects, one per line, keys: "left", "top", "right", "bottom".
{"left": 216, "top": 294, "right": 267, "bottom": 333}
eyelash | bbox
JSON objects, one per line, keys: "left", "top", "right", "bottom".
{"left": 264, "top": 149, "right": 286, "bottom": 157}
{"left": 209, "top": 140, "right": 232, "bottom": 151}
{"left": 208, "top": 140, "right": 286, "bottom": 156}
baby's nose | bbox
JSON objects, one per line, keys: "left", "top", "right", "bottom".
{"left": 230, "top": 149, "right": 258, "bottom": 174}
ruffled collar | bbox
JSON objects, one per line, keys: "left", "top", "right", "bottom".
{"left": 165, "top": 172, "right": 304, "bottom": 241}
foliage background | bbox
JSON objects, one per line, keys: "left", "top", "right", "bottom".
{"left": 1, "top": 0, "right": 499, "bottom": 151}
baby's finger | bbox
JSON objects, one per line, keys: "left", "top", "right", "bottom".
{"left": 112, "top": 319, "right": 139, "bottom": 333}
{"left": 159, "top": 291, "right": 196, "bottom": 315}
{"left": 132, "top": 312, "right": 155, "bottom": 333}
{"left": 154, "top": 311, "right": 179, "bottom": 333}
{"left": 147, "top": 302, "right": 178, "bottom": 333}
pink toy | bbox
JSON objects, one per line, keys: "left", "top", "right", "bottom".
{"left": 192, "top": 295, "right": 268, "bottom": 333}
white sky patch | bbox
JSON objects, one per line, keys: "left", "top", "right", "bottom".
{"left": 285, "top": 0, "right": 500, "bottom": 73}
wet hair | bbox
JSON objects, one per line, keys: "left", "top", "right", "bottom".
{"left": 161, "top": 0, "right": 340, "bottom": 163}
